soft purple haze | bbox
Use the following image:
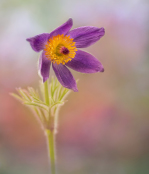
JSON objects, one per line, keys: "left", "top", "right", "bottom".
{"left": 0, "top": 0, "right": 149, "bottom": 174}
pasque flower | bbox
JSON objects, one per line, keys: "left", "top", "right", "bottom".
{"left": 27, "top": 18, "right": 105, "bottom": 92}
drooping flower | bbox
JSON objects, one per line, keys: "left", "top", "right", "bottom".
{"left": 27, "top": 18, "right": 105, "bottom": 92}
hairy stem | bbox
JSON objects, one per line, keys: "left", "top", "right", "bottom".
{"left": 46, "top": 129, "right": 56, "bottom": 174}
{"left": 44, "top": 80, "right": 56, "bottom": 174}
{"left": 44, "top": 80, "right": 49, "bottom": 106}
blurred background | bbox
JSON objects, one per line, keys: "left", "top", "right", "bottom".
{"left": 0, "top": 0, "right": 149, "bottom": 174}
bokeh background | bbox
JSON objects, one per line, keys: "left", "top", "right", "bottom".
{"left": 0, "top": 0, "right": 149, "bottom": 174}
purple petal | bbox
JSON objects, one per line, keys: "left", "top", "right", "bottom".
{"left": 66, "top": 50, "right": 104, "bottom": 73}
{"left": 50, "top": 18, "right": 73, "bottom": 37}
{"left": 39, "top": 51, "right": 51, "bottom": 82}
{"left": 26, "top": 33, "right": 50, "bottom": 52}
{"left": 52, "top": 63, "right": 78, "bottom": 92}
{"left": 68, "top": 27, "right": 105, "bottom": 48}
{"left": 26, "top": 19, "right": 73, "bottom": 52}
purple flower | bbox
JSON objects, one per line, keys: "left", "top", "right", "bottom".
{"left": 27, "top": 18, "right": 105, "bottom": 92}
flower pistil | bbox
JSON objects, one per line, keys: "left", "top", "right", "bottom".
{"left": 44, "top": 34, "right": 77, "bottom": 65}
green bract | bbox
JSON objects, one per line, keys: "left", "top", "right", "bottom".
{"left": 11, "top": 77, "right": 70, "bottom": 130}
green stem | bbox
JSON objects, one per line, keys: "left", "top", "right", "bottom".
{"left": 44, "top": 80, "right": 49, "bottom": 106}
{"left": 44, "top": 80, "right": 56, "bottom": 174}
{"left": 46, "top": 129, "right": 56, "bottom": 174}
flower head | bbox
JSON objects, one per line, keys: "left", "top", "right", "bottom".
{"left": 27, "top": 18, "right": 105, "bottom": 92}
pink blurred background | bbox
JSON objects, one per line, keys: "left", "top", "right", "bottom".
{"left": 0, "top": 0, "right": 149, "bottom": 174}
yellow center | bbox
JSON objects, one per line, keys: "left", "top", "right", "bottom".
{"left": 44, "top": 34, "right": 77, "bottom": 65}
